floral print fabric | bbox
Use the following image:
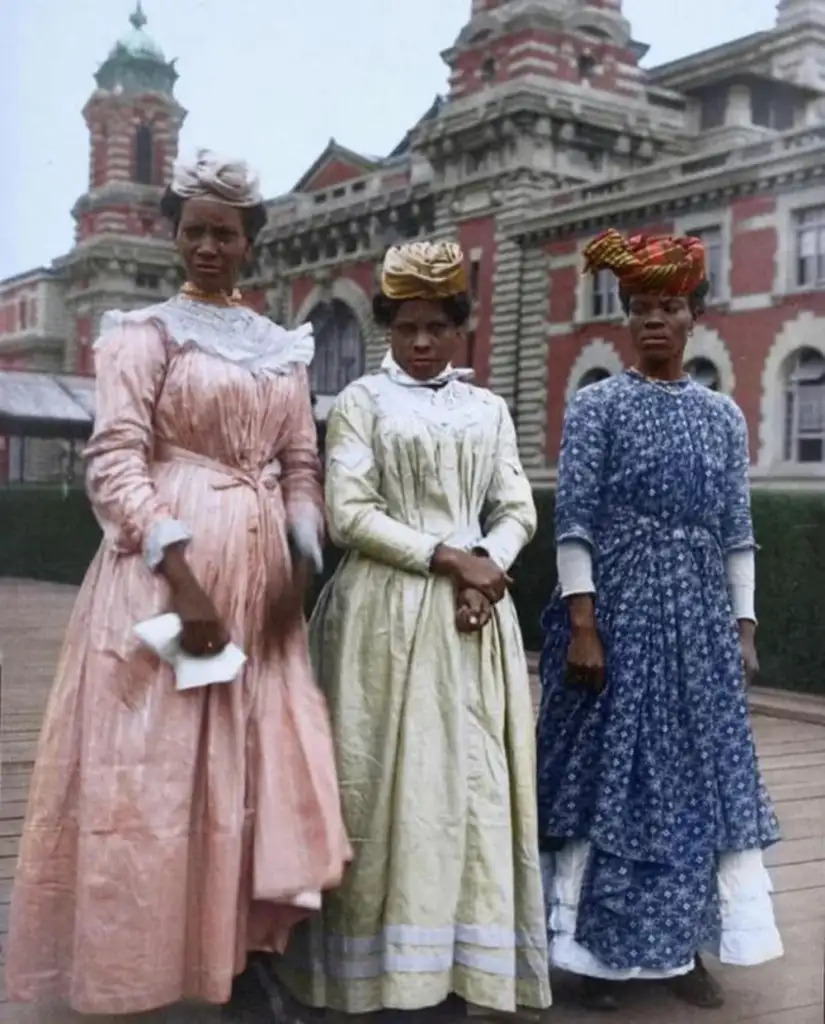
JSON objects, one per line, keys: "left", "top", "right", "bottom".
{"left": 536, "top": 370, "right": 781, "bottom": 972}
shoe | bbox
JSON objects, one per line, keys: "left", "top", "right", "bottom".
{"left": 222, "top": 957, "right": 300, "bottom": 1023}
{"left": 580, "top": 977, "right": 621, "bottom": 1011}
{"left": 666, "top": 955, "right": 725, "bottom": 1009}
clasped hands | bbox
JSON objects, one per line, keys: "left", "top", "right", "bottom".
{"left": 430, "top": 544, "right": 511, "bottom": 635}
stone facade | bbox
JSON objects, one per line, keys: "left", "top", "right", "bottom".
{"left": 3, "top": 0, "right": 825, "bottom": 488}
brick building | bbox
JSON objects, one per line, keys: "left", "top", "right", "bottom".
{"left": 2, "top": 0, "right": 825, "bottom": 488}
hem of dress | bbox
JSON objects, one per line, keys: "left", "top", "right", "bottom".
{"left": 542, "top": 841, "right": 784, "bottom": 981}
{"left": 276, "top": 962, "right": 552, "bottom": 1015}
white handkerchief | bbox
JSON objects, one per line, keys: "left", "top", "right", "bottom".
{"left": 134, "top": 613, "right": 247, "bottom": 691}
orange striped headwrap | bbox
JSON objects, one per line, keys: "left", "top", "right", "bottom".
{"left": 582, "top": 228, "right": 707, "bottom": 296}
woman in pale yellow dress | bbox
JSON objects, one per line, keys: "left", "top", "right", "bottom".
{"left": 278, "top": 243, "right": 552, "bottom": 1017}
{"left": 5, "top": 151, "right": 350, "bottom": 1018}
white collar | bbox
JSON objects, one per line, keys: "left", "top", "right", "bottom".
{"left": 97, "top": 295, "right": 314, "bottom": 376}
{"left": 380, "top": 350, "right": 474, "bottom": 388}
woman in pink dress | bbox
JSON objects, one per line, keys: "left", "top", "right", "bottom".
{"left": 5, "top": 151, "right": 350, "bottom": 1018}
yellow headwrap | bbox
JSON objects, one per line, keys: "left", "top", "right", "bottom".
{"left": 380, "top": 242, "right": 468, "bottom": 301}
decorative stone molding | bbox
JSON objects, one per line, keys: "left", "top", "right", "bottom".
{"left": 293, "top": 275, "right": 372, "bottom": 334}
{"left": 565, "top": 338, "right": 624, "bottom": 402}
{"left": 758, "top": 311, "right": 825, "bottom": 470}
{"left": 684, "top": 324, "right": 736, "bottom": 395}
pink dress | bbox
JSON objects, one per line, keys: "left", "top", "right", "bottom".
{"left": 5, "top": 296, "right": 351, "bottom": 1015}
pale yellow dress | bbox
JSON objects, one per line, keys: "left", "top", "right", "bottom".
{"left": 278, "top": 356, "right": 552, "bottom": 1014}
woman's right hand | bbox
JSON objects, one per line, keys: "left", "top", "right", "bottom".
{"left": 431, "top": 545, "right": 511, "bottom": 603}
{"left": 565, "top": 624, "right": 606, "bottom": 694}
{"left": 160, "top": 545, "right": 229, "bottom": 657}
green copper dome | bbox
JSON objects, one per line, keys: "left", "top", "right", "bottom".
{"left": 95, "top": 2, "right": 178, "bottom": 96}
{"left": 111, "top": 2, "right": 166, "bottom": 62}
{"left": 111, "top": 3, "right": 165, "bottom": 62}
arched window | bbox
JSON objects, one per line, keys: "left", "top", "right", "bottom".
{"left": 685, "top": 356, "right": 721, "bottom": 391}
{"left": 308, "top": 299, "right": 365, "bottom": 396}
{"left": 577, "top": 367, "right": 611, "bottom": 391}
{"left": 134, "top": 125, "right": 154, "bottom": 185}
{"left": 784, "top": 347, "right": 825, "bottom": 464}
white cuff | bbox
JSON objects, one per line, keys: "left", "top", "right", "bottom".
{"left": 726, "top": 547, "right": 756, "bottom": 622}
{"left": 289, "top": 516, "right": 324, "bottom": 574}
{"left": 557, "top": 540, "right": 595, "bottom": 597}
{"left": 144, "top": 518, "right": 192, "bottom": 571}
{"left": 480, "top": 522, "right": 531, "bottom": 573}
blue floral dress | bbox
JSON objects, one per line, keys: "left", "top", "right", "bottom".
{"left": 536, "top": 369, "right": 782, "bottom": 980}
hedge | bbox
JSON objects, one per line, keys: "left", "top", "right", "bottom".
{"left": 1, "top": 487, "right": 823, "bottom": 695}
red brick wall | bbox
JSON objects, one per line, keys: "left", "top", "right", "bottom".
{"left": 451, "top": 26, "right": 639, "bottom": 99}
{"left": 730, "top": 196, "right": 776, "bottom": 297}
{"left": 544, "top": 293, "right": 825, "bottom": 466}
{"left": 340, "top": 261, "right": 375, "bottom": 300}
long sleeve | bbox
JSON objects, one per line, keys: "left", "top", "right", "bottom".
{"left": 720, "top": 398, "right": 756, "bottom": 554}
{"left": 557, "top": 540, "right": 595, "bottom": 597}
{"left": 555, "top": 387, "right": 610, "bottom": 548}
{"left": 479, "top": 398, "right": 537, "bottom": 571}
{"left": 324, "top": 383, "right": 442, "bottom": 574}
{"left": 84, "top": 322, "right": 191, "bottom": 569}
{"left": 726, "top": 547, "right": 756, "bottom": 622}
{"left": 279, "top": 364, "right": 324, "bottom": 569}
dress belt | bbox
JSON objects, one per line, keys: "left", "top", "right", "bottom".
{"left": 154, "top": 442, "right": 282, "bottom": 496}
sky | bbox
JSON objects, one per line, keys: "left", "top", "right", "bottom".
{"left": 0, "top": 0, "right": 778, "bottom": 281}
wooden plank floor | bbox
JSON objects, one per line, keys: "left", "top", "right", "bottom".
{"left": 0, "top": 580, "right": 823, "bottom": 1023}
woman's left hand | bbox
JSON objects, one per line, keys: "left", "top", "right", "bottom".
{"left": 263, "top": 557, "right": 313, "bottom": 652}
{"left": 739, "top": 620, "right": 759, "bottom": 686}
{"left": 455, "top": 587, "right": 492, "bottom": 633}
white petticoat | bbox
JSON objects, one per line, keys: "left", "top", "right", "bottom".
{"left": 542, "top": 841, "right": 784, "bottom": 981}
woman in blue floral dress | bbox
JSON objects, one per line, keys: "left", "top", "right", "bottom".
{"left": 536, "top": 230, "right": 783, "bottom": 1012}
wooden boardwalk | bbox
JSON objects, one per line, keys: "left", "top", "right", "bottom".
{"left": 0, "top": 580, "right": 823, "bottom": 1023}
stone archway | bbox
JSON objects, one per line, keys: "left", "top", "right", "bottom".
{"left": 294, "top": 277, "right": 376, "bottom": 392}
{"left": 684, "top": 324, "right": 735, "bottom": 395}
{"left": 565, "top": 338, "right": 624, "bottom": 402}
{"left": 759, "top": 312, "right": 825, "bottom": 469}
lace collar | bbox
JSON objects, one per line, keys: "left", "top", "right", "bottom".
{"left": 96, "top": 294, "right": 314, "bottom": 376}
{"left": 380, "top": 350, "right": 474, "bottom": 389}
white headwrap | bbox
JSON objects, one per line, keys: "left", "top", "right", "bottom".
{"left": 170, "top": 149, "right": 263, "bottom": 207}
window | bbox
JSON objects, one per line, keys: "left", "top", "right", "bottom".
{"left": 784, "top": 348, "right": 825, "bottom": 464}
{"left": 18, "top": 300, "right": 27, "bottom": 331}
{"left": 751, "top": 82, "right": 795, "bottom": 131}
{"left": 578, "top": 52, "right": 597, "bottom": 79}
{"left": 481, "top": 56, "right": 496, "bottom": 83}
{"left": 688, "top": 227, "right": 724, "bottom": 300}
{"left": 308, "top": 299, "right": 365, "bottom": 395}
{"left": 577, "top": 368, "right": 611, "bottom": 390}
{"left": 134, "top": 125, "right": 154, "bottom": 185}
{"left": 591, "top": 269, "right": 618, "bottom": 318}
{"left": 794, "top": 207, "right": 825, "bottom": 287}
{"left": 699, "top": 88, "right": 727, "bottom": 131}
{"left": 685, "top": 357, "right": 721, "bottom": 391}
{"left": 136, "top": 271, "right": 160, "bottom": 289}
{"left": 469, "top": 258, "right": 482, "bottom": 299}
